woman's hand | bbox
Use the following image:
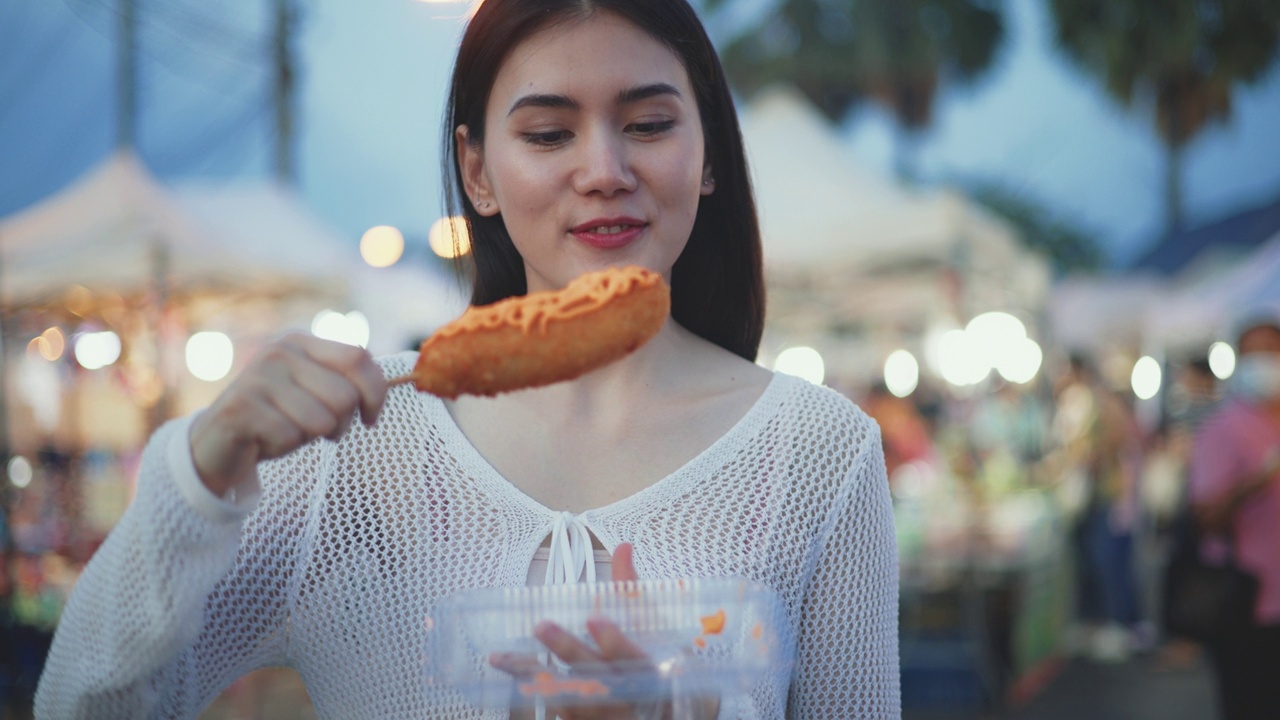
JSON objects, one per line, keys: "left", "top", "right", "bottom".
{"left": 188, "top": 333, "right": 388, "bottom": 497}
{"left": 494, "top": 543, "right": 717, "bottom": 720}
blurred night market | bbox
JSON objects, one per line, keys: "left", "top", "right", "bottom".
{"left": 3, "top": 0, "right": 1280, "bottom": 719}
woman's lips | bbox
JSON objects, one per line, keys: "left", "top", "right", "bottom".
{"left": 569, "top": 219, "right": 646, "bottom": 249}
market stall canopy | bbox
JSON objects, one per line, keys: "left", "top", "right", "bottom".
{"left": 1144, "top": 227, "right": 1280, "bottom": 350}
{"left": 1049, "top": 274, "right": 1168, "bottom": 356}
{"left": 173, "top": 179, "right": 470, "bottom": 354}
{"left": 739, "top": 85, "right": 1049, "bottom": 325}
{"left": 0, "top": 151, "right": 349, "bottom": 306}
{"left": 1128, "top": 194, "right": 1280, "bottom": 276}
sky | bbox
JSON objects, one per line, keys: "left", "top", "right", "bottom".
{"left": 3, "top": 0, "right": 1280, "bottom": 270}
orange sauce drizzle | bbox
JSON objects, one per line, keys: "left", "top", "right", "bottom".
{"left": 428, "top": 266, "right": 663, "bottom": 342}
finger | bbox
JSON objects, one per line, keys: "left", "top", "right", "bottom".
{"left": 237, "top": 393, "right": 308, "bottom": 460}
{"left": 293, "top": 334, "right": 388, "bottom": 426}
{"left": 535, "top": 621, "right": 604, "bottom": 667}
{"left": 488, "top": 652, "right": 548, "bottom": 678}
{"left": 263, "top": 382, "right": 342, "bottom": 443}
{"left": 282, "top": 354, "right": 363, "bottom": 439}
{"left": 586, "top": 617, "right": 650, "bottom": 663}
{"left": 611, "top": 542, "right": 639, "bottom": 582}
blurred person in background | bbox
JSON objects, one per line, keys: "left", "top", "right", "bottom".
{"left": 1148, "top": 357, "right": 1219, "bottom": 671}
{"left": 862, "top": 382, "right": 938, "bottom": 483}
{"left": 1170, "top": 358, "right": 1221, "bottom": 433}
{"left": 1189, "top": 311, "right": 1280, "bottom": 720}
{"left": 1054, "top": 356, "right": 1147, "bottom": 661}
{"left": 971, "top": 382, "right": 1050, "bottom": 469}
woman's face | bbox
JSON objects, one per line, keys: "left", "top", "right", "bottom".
{"left": 458, "top": 11, "right": 712, "bottom": 294}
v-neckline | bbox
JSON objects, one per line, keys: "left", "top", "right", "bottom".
{"left": 425, "top": 372, "right": 789, "bottom": 518}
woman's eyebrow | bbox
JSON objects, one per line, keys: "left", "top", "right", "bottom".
{"left": 508, "top": 93, "right": 577, "bottom": 116}
{"left": 616, "top": 82, "right": 681, "bottom": 105}
{"left": 507, "top": 83, "right": 682, "bottom": 117}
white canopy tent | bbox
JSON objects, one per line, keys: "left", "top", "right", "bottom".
{"left": 0, "top": 151, "right": 347, "bottom": 305}
{"left": 739, "top": 86, "right": 1050, "bottom": 385}
{"left": 1144, "top": 228, "right": 1280, "bottom": 351}
{"left": 739, "top": 86, "right": 1049, "bottom": 329}
{"left": 1048, "top": 274, "right": 1169, "bottom": 356}
{"left": 0, "top": 151, "right": 465, "bottom": 353}
{"left": 172, "top": 179, "right": 468, "bottom": 355}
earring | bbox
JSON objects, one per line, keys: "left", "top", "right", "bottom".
{"left": 702, "top": 178, "right": 715, "bottom": 187}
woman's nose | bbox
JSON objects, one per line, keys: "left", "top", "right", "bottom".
{"left": 572, "top": 129, "right": 636, "bottom": 197}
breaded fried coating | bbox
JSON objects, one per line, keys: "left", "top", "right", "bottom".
{"left": 403, "top": 266, "right": 670, "bottom": 398}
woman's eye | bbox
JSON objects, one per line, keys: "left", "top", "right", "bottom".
{"left": 629, "top": 119, "right": 676, "bottom": 137}
{"left": 522, "top": 130, "right": 571, "bottom": 146}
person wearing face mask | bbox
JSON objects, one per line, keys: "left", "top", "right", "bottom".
{"left": 1188, "top": 310, "right": 1280, "bottom": 720}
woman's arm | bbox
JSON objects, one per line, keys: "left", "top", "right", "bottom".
{"left": 35, "top": 415, "right": 313, "bottom": 718}
{"left": 787, "top": 422, "right": 900, "bottom": 719}
{"left": 35, "top": 335, "right": 385, "bottom": 719}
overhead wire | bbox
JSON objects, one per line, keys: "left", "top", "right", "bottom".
{"left": 45, "top": 0, "right": 289, "bottom": 180}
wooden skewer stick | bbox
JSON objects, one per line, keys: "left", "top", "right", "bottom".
{"left": 387, "top": 374, "right": 415, "bottom": 387}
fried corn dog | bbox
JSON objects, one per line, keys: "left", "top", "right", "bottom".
{"left": 398, "top": 266, "right": 670, "bottom": 398}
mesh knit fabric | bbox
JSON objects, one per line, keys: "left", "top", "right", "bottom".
{"left": 36, "top": 351, "right": 899, "bottom": 719}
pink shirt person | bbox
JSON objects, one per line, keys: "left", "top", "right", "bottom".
{"left": 1189, "top": 399, "right": 1280, "bottom": 624}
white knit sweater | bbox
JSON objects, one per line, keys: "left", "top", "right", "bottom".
{"left": 35, "top": 352, "right": 899, "bottom": 719}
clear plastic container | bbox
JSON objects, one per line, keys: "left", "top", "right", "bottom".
{"left": 425, "top": 576, "right": 791, "bottom": 712}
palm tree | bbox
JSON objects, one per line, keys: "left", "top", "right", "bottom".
{"left": 1048, "top": 0, "right": 1280, "bottom": 234}
{"left": 716, "top": 0, "right": 1005, "bottom": 180}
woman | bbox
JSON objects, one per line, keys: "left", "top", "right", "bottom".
{"left": 35, "top": 0, "right": 899, "bottom": 717}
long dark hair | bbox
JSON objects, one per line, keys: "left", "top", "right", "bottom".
{"left": 441, "top": 0, "right": 765, "bottom": 361}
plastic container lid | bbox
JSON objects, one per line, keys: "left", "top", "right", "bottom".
{"left": 425, "top": 576, "right": 791, "bottom": 711}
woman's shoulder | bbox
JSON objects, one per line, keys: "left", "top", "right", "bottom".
{"left": 772, "top": 373, "right": 876, "bottom": 429}
{"left": 759, "top": 373, "right": 881, "bottom": 462}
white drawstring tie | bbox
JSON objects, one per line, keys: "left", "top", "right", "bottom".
{"left": 537, "top": 513, "right": 595, "bottom": 720}
{"left": 544, "top": 512, "right": 597, "bottom": 586}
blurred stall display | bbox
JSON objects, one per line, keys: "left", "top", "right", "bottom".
{"left": 0, "top": 152, "right": 467, "bottom": 605}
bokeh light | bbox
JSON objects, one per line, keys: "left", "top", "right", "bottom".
{"left": 966, "top": 311, "right": 1027, "bottom": 349}
{"left": 312, "top": 310, "right": 371, "bottom": 349}
{"left": 186, "top": 332, "right": 235, "bottom": 382}
{"left": 774, "top": 346, "right": 825, "bottom": 385}
{"left": 884, "top": 349, "right": 920, "bottom": 398}
{"left": 360, "top": 225, "right": 405, "bottom": 268}
{"left": 31, "top": 327, "right": 67, "bottom": 361}
{"left": 937, "top": 312, "right": 1044, "bottom": 387}
{"left": 73, "top": 331, "right": 122, "bottom": 370}
{"left": 65, "top": 284, "right": 93, "bottom": 317}
{"left": 1131, "top": 356, "right": 1163, "bottom": 400}
{"left": 8, "top": 455, "right": 33, "bottom": 489}
{"left": 938, "top": 329, "right": 990, "bottom": 387}
{"left": 1208, "top": 341, "right": 1236, "bottom": 380}
{"left": 428, "top": 216, "right": 472, "bottom": 259}
{"left": 996, "top": 337, "right": 1044, "bottom": 384}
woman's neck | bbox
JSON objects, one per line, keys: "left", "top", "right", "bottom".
{"left": 498, "top": 317, "right": 765, "bottom": 432}
{"left": 522, "top": 319, "right": 702, "bottom": 414}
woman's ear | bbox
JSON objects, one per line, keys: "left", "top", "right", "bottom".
{"left": 457, "top": 125, "right": 500, "bottom": 216}
{"left": 700, "top": 163, "right": 715, "bottom": 196}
